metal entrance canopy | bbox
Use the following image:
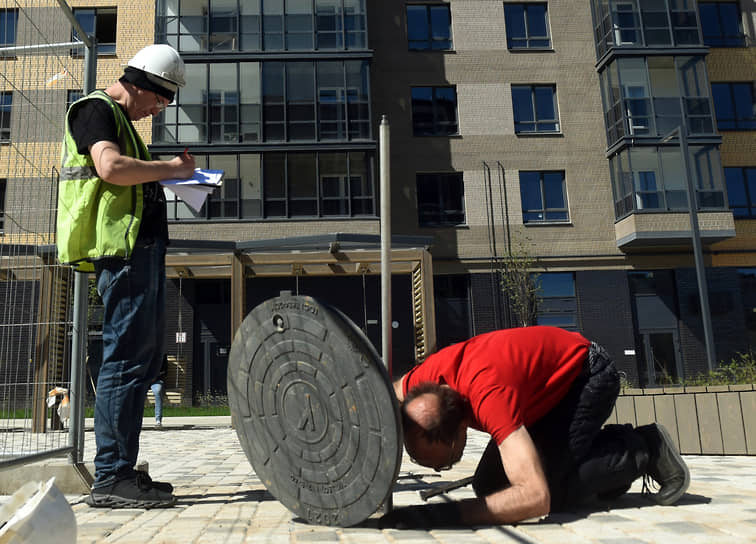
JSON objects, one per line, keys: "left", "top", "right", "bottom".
{"left": 165, "top": 232, "right": 437, "bottom": 362}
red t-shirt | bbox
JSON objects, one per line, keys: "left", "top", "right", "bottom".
{"left": 402, "top": 326, "right": 590, "bottom": 444}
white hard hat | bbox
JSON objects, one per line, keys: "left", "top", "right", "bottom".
{"left": 0, "top": 478, "right": 77, "bottom": 544}
{"left": 126, "top": 44, "right": 186, "bottom": 93}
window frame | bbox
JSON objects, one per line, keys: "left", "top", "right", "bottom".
{"left": 724, "top": 166, "right": 756, "bottom": 218}
{"left": 72, "top": 7, "right": 117, "bottom": 56}
{"left": 711, "top": 82, "right": 756, "bottom": 131}
{"left": 0, "top": 91, "right": 11, "bottom": 143}
{"left": 511, "top": 84, "right": 560, "bottom": 134}
{"left": 406, "top": 3, "right": 453, "bottom": 51}
{"left": 0, "top": 8, "right": 18, "bottom": 48}
{"left": 415, "top": 171, "right": 466, "bottom": 227}
{"left": 698, "top": 2, "right": 745, "bottom": 47}
{"left": 518, "top": 170, "right": 569, "bottom": 224}
{"left": 410, "top": 85, "right": 459, "bottom": 137}
{"left": 153, "top": 60, "right": 371, "bottom": 145}
{"left": 157, "top": 0, "right": 368, "bottom": 53}
{"left": 0, "top": 178, "right": 6, "bottom": 232}
{"left": 161, "top": 151, "right": 376, "bottom": 221}
{"left": 533, "top": 271, "right": 578, "bottom": 330}
{"left": 504, "top": 3, "right": 551, "bottom": 50}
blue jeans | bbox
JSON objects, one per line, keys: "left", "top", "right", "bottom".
{"left": 92, "top": 240, "right": 166, "bottom": 487}
{"left": 150, "top": 381, "right": 164, "bottom": 422}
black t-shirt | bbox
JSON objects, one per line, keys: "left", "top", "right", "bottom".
{"left": 68, "top": 97, "right": 168, "bottom": 245}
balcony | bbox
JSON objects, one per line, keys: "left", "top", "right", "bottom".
{"left": 615, "top": 210, "right": 735, "bottom": 250}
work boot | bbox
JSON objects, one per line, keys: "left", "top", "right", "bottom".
{"left": 135, "top": 469, "right": 174, "bottom": 493}
{"left": 636, "top": 423, "right": 690, "bottom": 505}
{"left": 86, "top": 475, "right": 176, "bottom": 509}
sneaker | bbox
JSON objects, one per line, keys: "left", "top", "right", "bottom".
{"left": 86, "top": 475, "right": 176, "bottom": 509}
{"left": 135, "top": 469, "right": 174, "bottom": 493}
{"left": 155, "top": 421, "right": 162, "bottom": 428}
{"left": 636, "top": 423, "right": 690, "bottom": 505}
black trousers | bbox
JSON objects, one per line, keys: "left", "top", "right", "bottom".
{"left": 472, "top": 342, "right": 650, "bottom": 510}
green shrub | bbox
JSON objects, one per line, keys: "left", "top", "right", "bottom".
{"left": 684, "top": 351, "right": 756, "bottom": 386}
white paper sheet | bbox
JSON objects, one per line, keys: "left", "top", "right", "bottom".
{"left": 160, "top": 169, "right": 224, "bottom": 212}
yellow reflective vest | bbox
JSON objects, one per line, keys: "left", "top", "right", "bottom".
{"left": 56, "top": 90, "right": 150, "bottom": 272}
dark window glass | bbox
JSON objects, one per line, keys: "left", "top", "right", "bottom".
{"left": 0, "top": 9, "right": 18, "bottom": 47}
{"left": 504, "top": 3, "right": 550, "bottom": 49}
{"left": 416, "top": 172, "right": 465, "bottom": 226}
{"left": 155, "top": 60, "right": 369, "bottom": 145}
{"left": 407, "top": 4, "right": 452, "bottom": 50}
{"left": 738, "top": 268, "right": 756, "bottom": 349}
{"left": 725, "top": 167, "right": 756, "bottom": 218}
{"left": 73, "top": 8, "right": 117, "bottom": 55}
{"left": 411, "top": 86, "right": 458, "bottom": 136}
{"left": 0, "top": 91, "right": 10, "bottom": 142}
{"left": 519, "top": 170, "right": 568, "bottom": 223}
{"left": 0, "top": 178, "right": 5, "bottom": 231}
{"left": 286, "top": 62, "right": 316, "bottom": 140}
{"left": 512, "top": 85, "right": 559, "bottom": 133}
{"left": 534, "top": 272, "right": 577, "bottom": 330}
{"left": 434, "top": 275, "right": 471, "bottom": 348}
{"left": 699, "top": 2, "right": 744, "bottom": 47}
{"left": 66, "top": 90, "right": 83, "bottom": 110}
{"left": 712, "top": 82, "right": 756, "bottom": 130}
{"left": 264, "top": 152, "right": 287, "bottom": 217}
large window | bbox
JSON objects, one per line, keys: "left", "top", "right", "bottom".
{"left": 591, "top": 0, "right": 701, "bottom": 57}
{"left": 711, "top": 82, "right": 756, "bottom": 130}
{"left": 158, "top": 0, "right": 367, "bottom": 52}
{"left": 725, "top": 167, "right": 756, "bottom": 218}
{"left": 738, "top": 268, "right": 756, "bottom": 350}
{"left": 610, "top": 145, "right": 726, "bottom": 218}
{"left": 411, "top": 86, "right": 458, "bottom": 136}
{"left": 519, "top": 171, "right": 568, "bottom": 223}
{"left": 599, "top": 56, "right": 715, "bottom": 146}
{"left": 512, "top": 85, "right": 559, "bottom": 133}
{"left": 154, "top": 60, "right": 370, "bottom": 144}
{"left": 416, "top": 172, "right": 465, "bottom": 226}
{"left": 73, "top": 8, "right": 117, "bottom": 55}
{"left": 406, "top": 4, "right": 452, "bottom": 51}
{"left": 699, "top": 2, "right": 745, "bottom": 47}
{"left": 434, "top": 275, "right": 471, "bottom": 348}
{"left": 0, "top": 178, "right": 5, "bottom": 232}
{"left": 0, "top": 9, "right": 18, "bottom": 47}
{"left": 0, "top": 92, "right": 10, "bottom": 142}
{"left": 163, "top": 151, "right": 374, "bottom": 220}
{"left": 504, "top": 3, "right": 550, "bottom": 49}
{"left": 534, "top": 272, "right": 577, "bottom": 330}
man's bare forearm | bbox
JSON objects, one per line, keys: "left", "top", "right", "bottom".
{"left": 456, "top": 483, "right": 550, "bottom": 525}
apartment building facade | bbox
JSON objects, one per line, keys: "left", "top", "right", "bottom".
{"left": 1, "top": 0, "right": 755, "bottom": 402}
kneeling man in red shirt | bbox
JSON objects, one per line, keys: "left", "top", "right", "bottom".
{"left": 381, "top": 326, "right": 689, "bottom": 528}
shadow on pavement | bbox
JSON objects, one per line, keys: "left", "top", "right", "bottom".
{"left": 177, "top": 489, "right": 276, "bottom": 505}
{"left": 534, "top": 492, "right": 712, "bottom": 525}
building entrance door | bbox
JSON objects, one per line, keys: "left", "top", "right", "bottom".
{"left": 640, "top": 330, "right": 682, "bottom": 387}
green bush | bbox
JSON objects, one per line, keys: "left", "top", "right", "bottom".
{"left": 684, "top": 351, "right": 756, "bottom": 387}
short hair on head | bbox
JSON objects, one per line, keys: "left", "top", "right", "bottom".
{"left": 402, "top": 382, "right": 468, "bottom": 445}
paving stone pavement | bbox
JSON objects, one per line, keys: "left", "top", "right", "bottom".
{"left": 56, "top": 418, "right": 756, "bottom": 542}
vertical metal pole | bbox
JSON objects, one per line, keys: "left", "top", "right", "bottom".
{"left": 68, "top": 34, "right": 97, "bottom": 465}
{"left": 69, "top": 272, "right": 88, "bottom": 463}
{"left": 379, "top": 116, "right": 393, "bottom": 514}
{"left": 380, "top": 116, "right": 392, "bottom": 377}
{"left": 677, "top": 126, "right": 716, "bottom": 372}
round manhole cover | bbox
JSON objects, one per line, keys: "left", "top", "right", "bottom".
{"left": 227, "top": 292, "right": 401, "bottom": 526}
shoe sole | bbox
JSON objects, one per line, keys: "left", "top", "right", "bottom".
{"left": 85, "top": 494, "right": 177, "bottom": 509}
{"left": 654, "top": 424, "right": 690, "bottom": 506}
